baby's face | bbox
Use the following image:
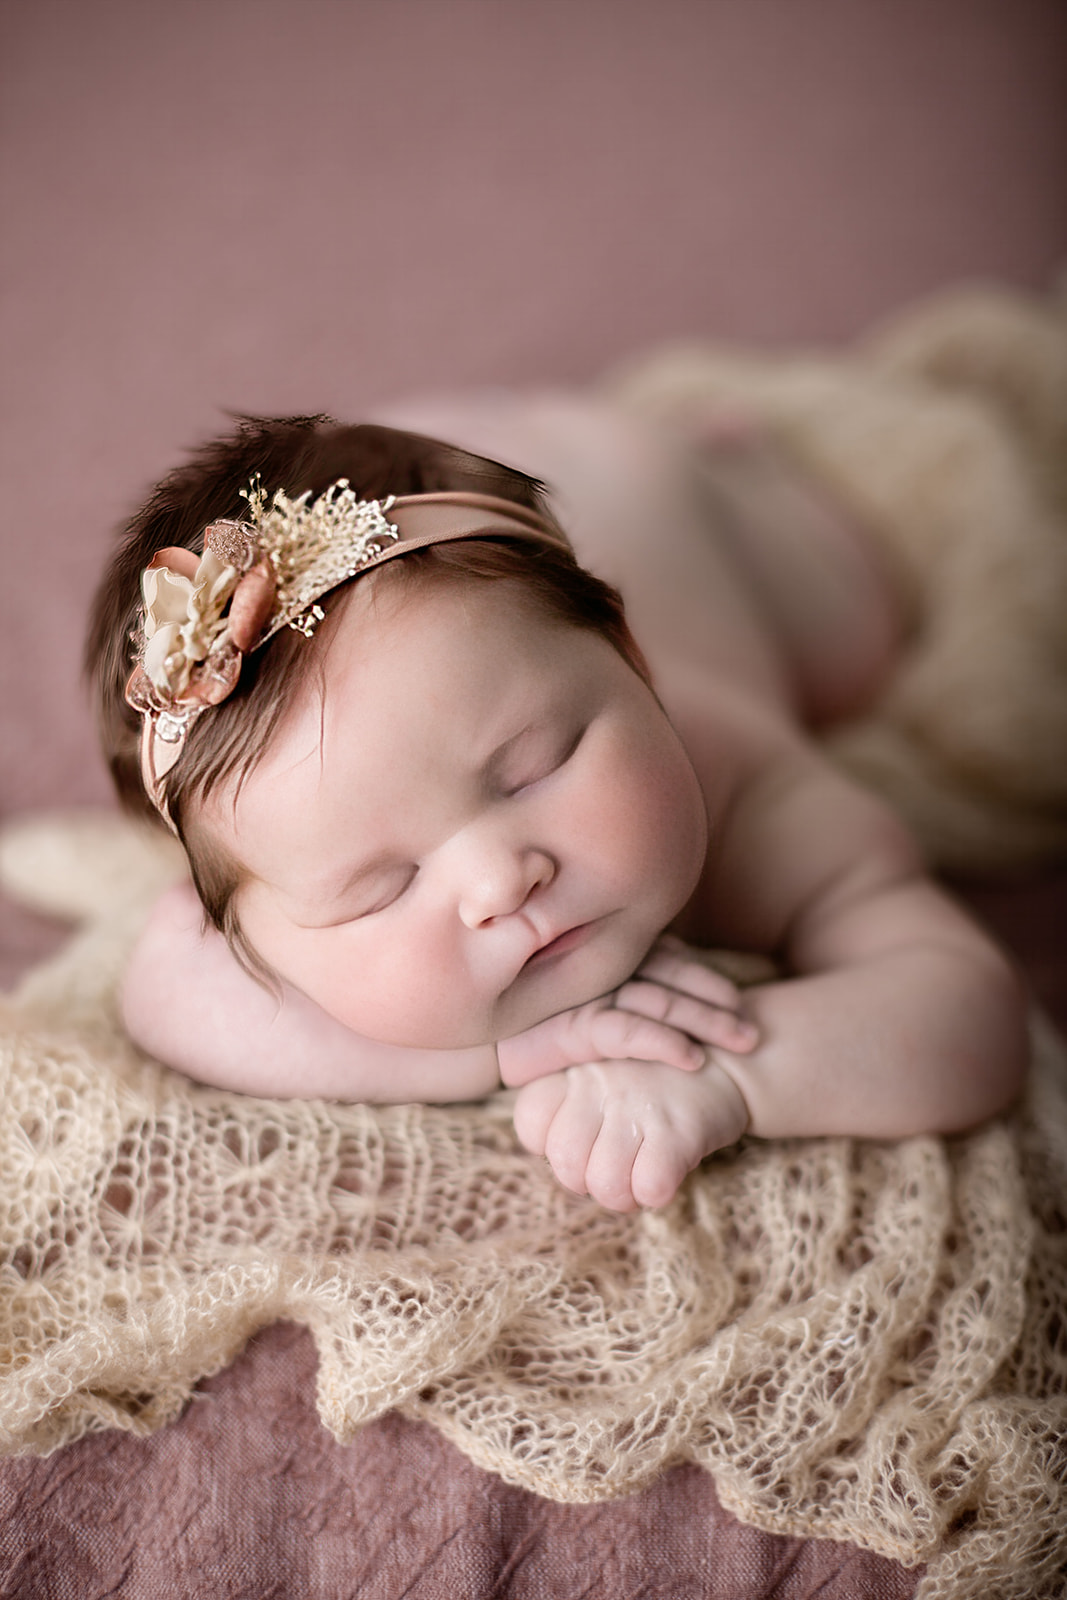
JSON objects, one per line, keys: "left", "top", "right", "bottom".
{"left": 204, "top": 575, "right": 707, "bottom": 1049}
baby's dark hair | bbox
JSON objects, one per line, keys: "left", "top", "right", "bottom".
{"left": 86, "top": 415, "right": 648, "bottom": 964}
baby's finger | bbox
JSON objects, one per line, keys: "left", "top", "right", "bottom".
{"left": 541, "top": 1091, "right": 604, "bottom": 1198}
{"left": 613, "top": 978, "right": 758, "bottom": 1054}
{"left": 512, "top": 1074, "right": 568, "bottom": 1157}
{"left": 583, "top": 1117, "right": 643, "bottom": 1213}
{"left": 629, "top": 1137, "right": 693, "bottom": 1211}
{"left": 637, "top": 943, "right": 742, "bottom": 1012}
{"left": 587, "top": 1007, "right": 705, "bottom": 1071}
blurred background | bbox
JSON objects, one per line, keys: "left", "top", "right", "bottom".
{"left": 2, "top": 0, "right": 1065, "bottom": 978}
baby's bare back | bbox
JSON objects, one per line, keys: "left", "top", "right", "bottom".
{"left": 373, "top": 389, "right": 902, "bottom": 736}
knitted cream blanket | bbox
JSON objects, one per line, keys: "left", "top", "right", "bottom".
{"left": 5, "top": 285, "right": 1067, "bottom": 1598}
{"left": 1, "top": 811, "right": 1065, "bottom": 1600}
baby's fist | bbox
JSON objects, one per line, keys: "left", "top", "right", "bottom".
{"left": 512, "top": 1057, "right": 750, "bottom": 1212}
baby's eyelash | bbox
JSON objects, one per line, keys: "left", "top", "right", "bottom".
{"left": 351, "top": 867, "right": 417, "bottom": 920}
{"left": 507, "top": 725, "right": 586, "bottom": 795}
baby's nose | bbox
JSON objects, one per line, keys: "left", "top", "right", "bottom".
{"left": 457, "top": 844, "right": 556, "bottom": 930}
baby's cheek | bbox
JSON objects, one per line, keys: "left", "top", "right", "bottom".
{"left": 314, "top": 929, "right": 490, "bottom": 1050}
{"left": 242, "top": 901, "right": 489, "bottom": 1049}
{"left": 648, "top": 748, "right": 707, "bottom": 889}
{"left": 591, "top": 749, "right": 705, "bottom": 902}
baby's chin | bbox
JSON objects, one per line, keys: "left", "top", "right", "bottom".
{"left": 487, "top": 919, "right": 664, "bottom": 1043}
{"left": 338, "top": 935, "right": 654, "bottom": 1053}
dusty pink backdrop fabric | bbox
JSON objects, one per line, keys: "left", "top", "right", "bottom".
{"left": 1, "top": 0, "right": 1065, "bottom": 839}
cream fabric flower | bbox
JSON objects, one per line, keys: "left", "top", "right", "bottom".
{"left": 141, "top": 550, "right": 240, "bottom": 697}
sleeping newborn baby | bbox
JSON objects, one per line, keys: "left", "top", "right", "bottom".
{"left": 88, "top": 396, "right": 1027, "bottom": 1210}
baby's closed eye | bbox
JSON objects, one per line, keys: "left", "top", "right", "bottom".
{"left": 498, "top": 724, "right": 586, "bottom": 796}
{"left": 298, "top": 864, "right": 418, "bottom": 928}
{"left": 346, "top": 866, "right": 419, "bottom": 919}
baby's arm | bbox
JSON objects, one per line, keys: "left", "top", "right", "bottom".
{"left": 121, "top": 882, "right": 735, "bottom": 1103}
{"left": 509, "top": 751, "right": 1028, "bottom": 1210}
{"left": 693, "top": 753, "right": 1029, "bottom": 1142}
{"left": 122, "top": 883, "right": 500, "bottom": 1101}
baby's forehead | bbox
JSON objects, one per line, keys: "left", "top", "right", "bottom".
{"left": 317, "top": 564, "right": 583, "bottom": 692}
{"left": 242, "top": 576, "right": 580, "bottom": 774}
{"left": 338, "top": 558, "right": 554, "bottom": 630}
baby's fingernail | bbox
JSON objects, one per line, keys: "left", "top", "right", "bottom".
{"left": 687, "top": 1043, "right": 706, "bottom": 1066}
{"left": 732, "top": 1021, "right": 758, "bottom": 1047}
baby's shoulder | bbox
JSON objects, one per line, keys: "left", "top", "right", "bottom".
{"left": 663, "top": 667, "right": 807, "bottom": 814}
{"left": 670, "top": 675, "right": 915, "bottom": 951}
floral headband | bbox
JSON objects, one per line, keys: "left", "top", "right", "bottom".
{"left": 124, "top": 478, "right": 571, "bottom": 827}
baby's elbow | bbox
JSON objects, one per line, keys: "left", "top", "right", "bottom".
{"left": 119, "top": 882, "right": 205, "bottom": 1065}
{"left": 976, "top": 943, "right": 1030, "bottom": 1107}
{"left": 939, "top": 945, "right": 1030, "bottom": 1135}
{"left": 119, "top": 955, "right": 169, "bottom": 1061}
{"left": 119, "top": 934, "right": 184, "bottom": 1064}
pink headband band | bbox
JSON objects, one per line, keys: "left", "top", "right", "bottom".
{"left": 124, "top": 484, "right": 571, "bottom": 828}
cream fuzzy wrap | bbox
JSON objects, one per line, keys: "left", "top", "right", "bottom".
{"left": 1, "top": 810, "right": 1066, "bottom": 1600}
{"left": 604, "top": 283, "right": 1067, "bottom": 872}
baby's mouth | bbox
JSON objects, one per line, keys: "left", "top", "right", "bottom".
{"left": 523, "top": 920, "right": 597, "bottom": 969}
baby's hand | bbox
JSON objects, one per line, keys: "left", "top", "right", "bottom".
{"left": 497, "top": 937, "right": 757, "bottom": 1088}
{"left": 512, "top": 1055, "right": 750, "bottom": 1211}
{"left": 621, "top": 936, "right": 762, "bottom": 1053}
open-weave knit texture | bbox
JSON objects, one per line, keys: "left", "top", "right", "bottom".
{"left": 1, "top": 811, "right": 1065, "bottom": 1600}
